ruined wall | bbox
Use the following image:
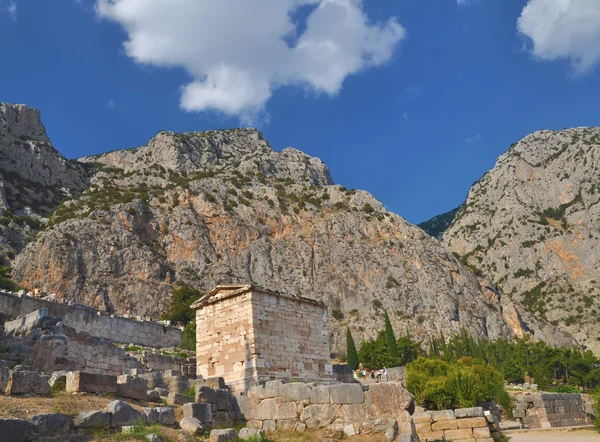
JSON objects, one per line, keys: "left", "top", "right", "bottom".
{"left": 27, "top": 324, "right": 143, "bottom": 375}
{"left": 413, "top": 408, "right": 498, "bottom": 441}
{"left": 235, "top": 380, "right": 415, "bottom": 438}
{"left": 513, "top": 393, "right": 591, "bottom": 428}
{"left": 0, "top": 291, "right": 181, "bottom": 348}
{"left": 195, "top": 289, "right": 332, "bottom": 390}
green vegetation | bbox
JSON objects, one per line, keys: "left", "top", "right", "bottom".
{"left": 358, "top": 321, "right": 423, "bottom": 369}
{"left": 384, "top": 311, "right": 398, "bottom": 358}
{"left": 160, "top": 284, "right": 203, "bottom": 326}
{"left": 331, "top": 309, "right": 343, "bottom": 320}
{"left": 84, "top": 424, "right": 166, "bottom": 441}
{"left": 0, "top": 266, "right": 21, "bottom": 292}
{"left": 346, "top": 328, "right": 359, "bottom": 370}
{"left": 407, "top": 356, "right": 510, "bottom": 410}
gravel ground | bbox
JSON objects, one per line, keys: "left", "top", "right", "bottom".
{"left": 508, "top": 429, "right": 600, "bottom": 441}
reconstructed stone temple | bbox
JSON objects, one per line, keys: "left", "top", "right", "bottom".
{"left": 192, "top": 285, "right": 333, "bottom": 391}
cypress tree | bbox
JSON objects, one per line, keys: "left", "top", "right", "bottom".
{"left": 346, "top": 327, "right": 359, "bottom": 370}
{"left": 384, "top": 311, "right": 398, "bottom": 358}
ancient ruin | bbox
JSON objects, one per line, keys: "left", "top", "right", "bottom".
{"left": 192, "top": 285, "right": 335, "bottom": 392}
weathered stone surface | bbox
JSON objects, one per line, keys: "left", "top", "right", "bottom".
{"left": 396, "top": 435, "right": 419, "bottom": 442}
{"left": 411, "top": 412, "right": 432, "bottom": 424}
{"left": 431, "top": 419, "right": 457, "bottom": 431}
{"left": 66, "top": 371, "right": 117, "bottom": 394}
{"left": 213, "top": 410, "right": 235, "bottom": 427}
{"left": 105, "top": 400, "right": 145, "bottom": 428}
{"left": 252, "top": 398, "right": 278, "bottom": 421}
{"left": 196, "top": 385, "right": 217, "bottom": 403}
{"left": 0, "top": 418, "right": 32, "bottom": 442}
{"left": 73, "top": 411, "right": 110, "bottom": 428}
{"left": 238, "top": 428, "right": 265, "bottom": 440}
{"left": 122, "top": 426, "right": 135, "bottom": 434}
{"left": 364, "top": 382, "right": 413, "bottom": 418}
{"left": 183, "top": 403, "right": 213, "bottom": 423}
{"left": 457, "top": 416, "right": 487, "bottom": 429}
{"left": 473, "top": 426, "right": 492, "bottom": 438}
{"left": 430, "top": 410, "right": 455, "bottom": 422}
{"left": 48, "top": 371, "right": 68, "bottom": 391}
{"left": 210, "top": 429, "right": 238, "bottom": 442}
{"left": 30, "top": 413, "right": 71, "bottom": 436}
{"left": 6, "top": 371, "right": 51, "bottom": 396}
{"left": 180, "top": 417, "right": 205, "bottom": 435}
{"left": 167, "top": 392, "right": 194, "bottom": 405}
{"left": 235, "top": 394, "right": 251, "bottom": 420}
{"left": 263, "top": 420, "right": 276, "bottom": 433}
{"left": 417, "top": 431, "right": 443, "bottom": 441}
{"left": 144, "top": 407, "right": 176, "bottom": 426}
{"left": 147, "top": 390, "right": 160, "bottom": 402}
{"left": 145, "top": 434, "right": 162, "bottom": 442}
{"left": 454, "top": 407, "right": 484, "bottom": 418}
{"left": 281, "top": 382, "right": 312, "bottom": 402}
{"left": 329, "top": 384, "right": 363, "bottom": 405}
{"left": 310, "top": 385, "right": 331, "bottom": 404}
{"left": 300, "top": 404, "right": 339, "bottom": 429}
{"left": 215, "top": 389, "right": 234, "bottom": 411}
{"left": 342, "top": 403, "right": 364, "bottom": 423}
{"left": 277, "top": 401, "right": 298, "bottom": 420}
{"left": 445, "top": 428, "right": 474, "bottom": 440}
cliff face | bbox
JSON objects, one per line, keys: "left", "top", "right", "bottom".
{"left": 2, "top": 104, "right": 577, "bottom": 353}
{"left": 0, "top": 104, "right": 88, "bottom": 266}
{"left": 444, "top": 127, "right": 600, "bottom": 353}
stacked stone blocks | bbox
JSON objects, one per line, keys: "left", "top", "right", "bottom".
{"left": 513, "top": 393, "right": 591, "bottom": 428}
{"left": 413, "top": 407, "right": 495, "bottom": 442}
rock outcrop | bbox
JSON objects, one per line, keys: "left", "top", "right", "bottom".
{"left": 1, "top": 103, "right": 578, "bottom": 352}
{"left": 444, "top": 127, "right": 600, "bottom": 352}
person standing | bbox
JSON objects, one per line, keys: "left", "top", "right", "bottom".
{"left": 384, "top": 367, "right": 388, "bottom": 382}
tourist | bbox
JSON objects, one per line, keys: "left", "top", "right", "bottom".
{"left": 376, "top": 370, "right": 382, "bottom": 383}
{"left": 384, "top": 367, "right": 388, "bottom": 382}
{"left": 370, "top": 370, "right": 375, "bottom": 380}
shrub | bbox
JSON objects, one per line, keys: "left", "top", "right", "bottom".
{"left": 362, "top": 203, "right": 375, "bottom": 214}
{"left": 347, "top": 328, "right": 359, "bottom": 370}
{"left": 160, "top": 285, "right": 203, "bottom": 326}
{"left": 331, "top": 309, "right": 343, "bottom": 320}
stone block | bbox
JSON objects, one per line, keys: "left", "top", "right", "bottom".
{"left": 213, "top": 410, "right": 235, "bottom": 427}
{"left": 344, "top": 423, "right": 356, "bottom": 437}
{"left": 311, "top": 384, "right": 331, "bottom": 404}
{"left": 412, "top": 412, "right": 432, "bottom": 423}
{"left": 295, "top": 422, "right": 307, "bottom": 432}
{"left": 6, "top": 371, "right": 51, "bottom": 396}
{"left": 457, "top": 417, "right": 487, "bottom": 429}
{"left": 473, "top": 426, "right": 492, "bottom": 438}
{"left": 196, "top": 386, "right": 218, "bottom": 403}
{"left": 0, "top": 418, "right": 33, "bottom": 442}
{"left": 73, "top": 411, "right": 110, "bottom": 428}
{"left": 364, "top": 382, "right": 414, "bottom": 418}
{"left": 66, "top": 371, "right": 117, "bottom": 393}
{"left": 431, "top": 419, "right": 457, "bottom": 431}
{"left": 330, "top": 383, "right": 363, "bottom": 404}
{"left": 281, "top": 382, "right": 311, "bottom": 402}
{"left": 277, "top": 401, "right": 298, "bottom": 420}
{"left": 167, "top": 392, "right": 194, "bottom": 405}
{"left": 415, "top": 422, "right": 431, "bottom": 433}
{"left": 147, "top": 390, "right": 161, "bottom": 402}
{"left": 454, "top": 407, "right": 484, "bottom": 418}
{"left": 253, "top": 398, "right": 278, "bottom": 421}
{"left": 30, "top": 413, "right": 71, "bottom": 436}
{"left": 419, "top": 431, "right": 444, "bottom": 440}
{"left": 105, "top": 400, "right": 146, "bottom": 428}
{"left": 183, "top": 403, "right": 213, "bottom": 423}
{"left": 300, "top": 404, "right": 339, "bottom": 429}
{"left": 48, "top": 371, "right": 68, "bottom": 391}
{"left": 342, "top": 403, "right": 365, "bottom": 423}
{"left": 431, "top": 409, "right": 455, "bottom": 421}
{"left": 444, "top": 428, "right": 474, "bottom": 440}
{"left": 215, "top": 389, "right": 234, "bottom": 411}
{"left": 210, "top": 429, "right": 237, "bottom": 442}
{"left": 202, "top": 377, "right": 226, "bottom": 390}
{"left": 238, "top": 428, "right": 265, "bottom": 440}
{"left": 277, "top": 419, "right": 297, "bottom": 431}
{"left": 396, "top": 434, "right": 419, "bottom": 442}
{"left": 263, "top": 420, "right": 276, "bottom": 432}
{"left": 180, "top": 417, "right": 206, "bottom": 435}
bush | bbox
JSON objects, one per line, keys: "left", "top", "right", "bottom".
{"left": 331, "top": 309, "right": 343, "bottom": 320}
{"left": 160, "top": 285, "right": 203, "bottom": 326}
{"left": 406, "top": 356, "right": 508, "bottom": 410}
{"left": 362, "top": 203, "right": 375, "bottom": 214}
{"left": 347, "top": 328, "right": 359, "bottom": 370}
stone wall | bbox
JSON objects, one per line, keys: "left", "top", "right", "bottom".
{"left": 195, "top": 287, "right": 333, "bottom": 391}
{"left": 413, "top": 408, "right": 497, "bottom": 441}
{"left": 235, "top": 380, "right": 415, "bottom": 439}
{"left": 0, "top": 290, "right": 181, "bottom": 348}
{"left": 27, "top": 323, "right": 143, "bottom": 375}
{"left": 513, "top": 393, "right": 591, "bottom": 428}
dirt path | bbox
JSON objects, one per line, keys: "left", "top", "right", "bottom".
{"left": 508, "top": 429, "right": 600, "bottom": 441}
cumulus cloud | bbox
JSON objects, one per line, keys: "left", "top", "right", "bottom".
{"left": 518, "top": 0, "right": 600, "bottom": 73}
{"left": 466, "top": 133, "right": 483, "bottom": 144}
{"left": 95, "top": 0, "right": 405, "bottom": 122}
{"left": 1, "top": 0, "right": 17, "bottom": 19}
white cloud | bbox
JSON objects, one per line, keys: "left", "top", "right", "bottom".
{"left": 95, "top": 0, "right": 405, "bottom": 122}
{"left": 518, "top": 0, "right": 600, "bottom": 73}
{"left": 1, "top": 0, "right": 17, "bottom": 19}
{"left": 106, "top": 100, "right": 115, "bottom": 108}
{"left": 466, "top": 133, "right": 483, "bottom": 144}
{"left": 402, "top": 111, "right": 409, "bottom": 121}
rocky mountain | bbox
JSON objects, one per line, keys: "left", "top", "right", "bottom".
{"left": 1, "top": 103, "right": 577, "bottom": 353}
{"left": 443, "top": 127, "right": 600, "bottom": 353}
{"left": 418, "top": 206, "right": 462, "bottom": 240}
{"left": 0, "top": 104, "right": 88, "bottom": 267}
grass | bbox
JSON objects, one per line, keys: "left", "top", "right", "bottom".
{"left": 85, "top": 424, "right": 168, "bottom": 441}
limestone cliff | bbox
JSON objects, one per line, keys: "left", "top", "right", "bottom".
{"left": 443, "top": 127, "right": 600, "bottom": 353}
{"left": 2, "top": 104, "right": 577, "bottom": 353}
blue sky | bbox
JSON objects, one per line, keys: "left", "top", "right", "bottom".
{"left": 1, "top": 0, "right": 599, "bottom": 224}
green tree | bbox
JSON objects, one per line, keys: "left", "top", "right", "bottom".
{"left": 160, "top": 284, "right": 203, "bottom": 326}
{"left": 346, "top": 328, "right": 359, "bottom": 370}
{"left": 384, "top": 311, "right": 398, "bottom": 358}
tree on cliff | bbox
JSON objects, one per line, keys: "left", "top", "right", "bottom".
{"left": 346, "top": 327, "right": 359, "bottom": 370}
{"left": 160, "top": 284, "right": 203, "bottom": 326}
{"left": 384, "top": 311, "right": 398, "bottom": 358}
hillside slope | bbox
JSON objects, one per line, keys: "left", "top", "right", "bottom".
{"left": 444, "top": 127, "right": 600, "bottom": 353}
{"left": 1, "top": 103, "right": 576, "bottom": 353}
